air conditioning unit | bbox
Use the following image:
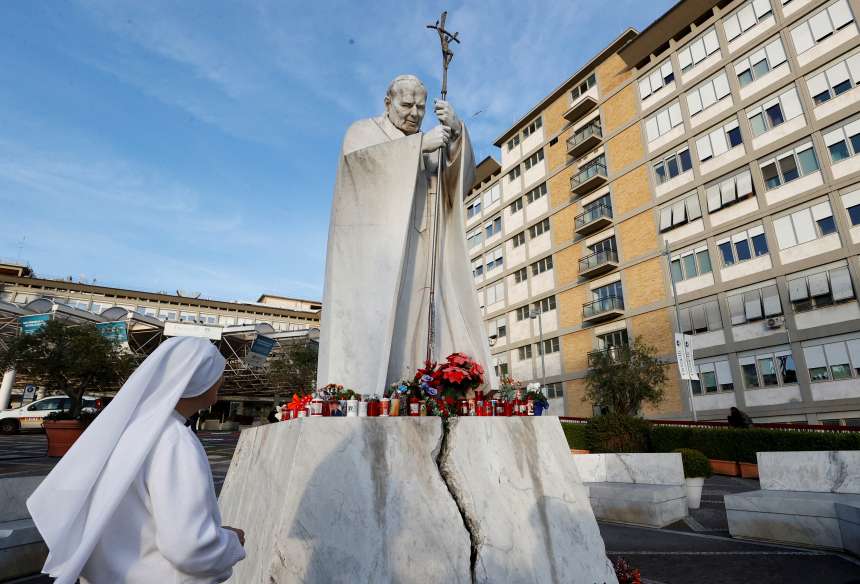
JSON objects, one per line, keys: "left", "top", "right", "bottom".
{"left": 766, "top": 316, "right": 784, "bottom": 328}
{"left": 488, "top": 338, "right": 497, "bottom": 346}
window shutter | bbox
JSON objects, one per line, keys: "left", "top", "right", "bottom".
{"left": 779, "top": 88, "right": 803, "bottom": 121}
{"left": 650, "top": 70, "right": 663, "bottom": 92}
{"left": 807, "top": 73, "right": 830, "bottom": 100}
{"left": 791, "top": 23, "right": 815, "bottom": 54}
{"left": 660, "top": 207, "right": 673, "bottom": 231}
{"left": 724, "top": 15, "right": 742, "bottom": 41}
{"left": 825, "top": 342, "right": 850, "bottom": 367}
{"left": 830, "top": 267, "right": 855, "bottom": 300}
{"left": 809, "top": 11, "right": 835, "bottom": 42}
{"left": 773, "top": 216, "right": 798, "bottom": 249}
{"left": 808, "top": 272, "right": 830, "bottom": 296}
{"left": 803, "top": 345, "right": 827, "bottom": 370}
{"left": 826, "top": 61, "right": 851, "bottom": 88}
{"left": 687, "top": 193, "right": 702, "bottom": 220}
{"left": 488, "top": 321, "right": 497, "bottom": 337}
{"left": 705, "top": 300, "right": 723, "bottom": 330}
{"left": 824, "top": 128, "right": 847, "bottom": 147}
{"left": 704, "top": 29, "right": 720, "bottom": 55}
{"left": 687, "top": 90, "right": 703, "bottom": 115}
{"left": 707, "top": 184, "right": 722, "bottom": 212}
{"left": 828, "top": 0, "right": 854, "bottom": 30}
{"left": 744, "top": 291, "right": 763, "bottom": 320}
{"left": 788, "top": 278, "right": 809, "bottom": 301}
{"left": 639, "top": 78, "right": 652, "bottom": 99}
{"left": 668, "top": 102, "right": 683, "bottom": 127}
{"left": 715, "top": 360, "right": 734, "bottom": 385}
{"left": 721, "top": 177, "right": 737, "bottom": 205}
{"left": 656, "top": 109, "right": 671, "bottom": 134}
{"left": 710, "top": 127, "right": 729, "bottom": 158}
{"left": 738, "top": 5, "right": 757, "bottom": 31}
{"left": 842, "top": 188, "right": 860, "bottom": 210}
{"left": 728, "top": 294, "right": 747, "bottom": 325}
{"left": 680, "top": 308, "right": 694, "bottom": 333}
{"left": 748, "top": 224, "right": 765, "bottom": 237}
{"left": 691, "top": 38, "right": 707, "bottom": 63}
{"left": 847, "top": 339, "right": 860, "bottom": 368}
{"left": 661, "top": 61, "right": 674, "bottom": 79}
{"left": 692, "top": 305, "right": 708, "bottom": 330}
{"left": 761, "top": 285, "right": 782, "bottom": 316}
{"left": 736, "top": 170, "right": 753, "bottom": 197}
{"left": 697, "top": 135, "right": 713, "bottom": 161}
{"left": 792, "top": 209, "right": 818, "bottom": 244}
{"left": 734, "top": 58, "right": 751, "bottom": 77}
{"left": 646, "top": 117, "right": 660, "bottom": 142}
{"left": 679, "top": 49, "right": 693, "bottom": 71}
{"left": 845, "top": 119, "right": 860, "bottom": 139}
{"left": 765, "top": 38, "right": 787, "bottom": 68}
{"left": 847, "top": 53, "right": 860, "bottom": 86}
{"left": 714, "top": 73, "right": 731, "bottom": 100}
{"left": 811, "top": 201, "right": 833, "bottom": 221}
{"left": 752, "top": 0, "right": 772, "bottom": 20}
{"left": 700, "top": 82, "right": 717, "bottom": 109}
{"left": 672, "top": 200, "right": 687, "bottom": 225}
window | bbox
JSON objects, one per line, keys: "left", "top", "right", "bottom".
{"left": 680, "top": 300, "right": 724, "bottom": 335}
{"left": 571, "top": 73, "right": 597, "bottom": 100}
{"left": 678, "top": 27, "right": 721, "bottom": 73}
{"left": 510, "top": 198, "right": 523, "bottom": 214}
{"left": 727, "top": 282, "right": 782, "bottom": 324}
{"left": 507, "top": 135, "right": 520, "bottom": 151}
{"left": 690, "top": 360, "right": 734, "bottom": 394}
{"left": 772, "top": 199, "right": 837, "bottom": 250}
{"left": 90, "top": 302, "right": 112, "bottom": 314}
{"left": 518, "top": 345, "right": 533, "bottom": 360}
{"left": 788, "top": 265, "right": 855, "bottom": 312}
{"left": 179, "top": 311, "right": 196, "bottom": 322}
{"left": 645, "top": 101, "right": 684, "bottom": 142}
{"left": 545, "top": 382, "right": 564, "bottom": 398}
{"left": 218, "top": 316, "right": 235, "bottom": 326}
{"left": 472, "top": 258, "right": 484, "bottom": 277}
{"left": 549, "top": 137, "right": 558, "bottom": 146}
{"left": 718, "top": 225, "right": 770, "bottom": 268}
{"left": 654, "top": 146, "right": 693, "bottom": 185}
{"left": 488, "top": 317, "right": 507, "bottom": 339}
{"left": 523, "top": 117, "right": 543, "bottom": 138}
{"left": 526, "top": 182, "right": 547, "bottom": 204}
{"left": 516, "top": 306, "right": 530, "bottom": 321}
{"left": 696, "top": 119, "right": 743, "bottom": 165}
{"left": 585, "top": 194, "right": 611, "bottom": 214}
{"left": 467, "top": 198, "right": 481, "bottom": 218}
{"left": 486, "top": 281, "right": 505, "bottom": 305}
{"left": 598, "top": 329, "right": 628, "bottom": 351}
{"left": 514, "top": 267, "right": 528, "bottom": 284}
{"left": 739, "top": 350, "right": 796, "bottom": 389}
{"left": 508, "top": 166, "right": 521, "bottom": 182}
{"left": 589, "top": 236, "right": 617, "bottom": 255}
{"left": 237, "top": 317, "right": 254, "bottom": 325}
{"left": 199, "top": 314, "right": 216, "bottom": 324}
{"left": 484, "top": 183, "right": 500, "bottom": 206}
{"left": 659, "top": 192, "right": 702, "bottom": 233}
{"left": 746, "top": 87, "right": 803, "bottom": 137}
{"left": 529, "top": 218, "right": 550, "bottom": 238}
{"left": 66, "top": 298, "right": 89, "bottom": 310}
{"left": 639, "top": 59, "right": 675, "bottom": 102}
{"left": 524, "top": 149, "right": 545, "bottom": 170}
{"left": 485, "top": 215, "right": 502, "bottom": 238}
{"left": 809, "top": 54, "right": 860, "bottom": 108}
{"left": 790, "top": 0, "right": 855, "bottom": 55}
{"left": 841, "top": 188, "right": 860, "bottom": 226}
{"left": 593, "top": 281, "right": 623, "bottom": 301}
{"left": 803, "top": 339, "right": 860, "bottom": 382}
{"left": 493, "top": 354, "right": 509, "bottom": 377}
{"left": 534, "top": 296, "right": 557, "bottom": 313}
{"left": 136, "top": 306, "right": 156, "bottom": 318}
{"left": 511, "top": 232, "right": 525, "bottom": 248}
{"left": 485, "top": 247, "right": 504, "bottom": 272}
{"left": 734, "top": 37, "right": 788, "bottom": 88}
{"left": 759, "top": 142, "right": 820, "bottom": 191}
{"left": 671, "top": 245, "right": 713, "bottom": 282}
{"left": 537, "top": 337, "right": 560, "bottom": 355}
{"left": 823, "top": 119, "right": 860, "bottom": 164}
{"left": 706, "top": 169, "right": 754, "bottom": 213}
{"left": 468, "top": 227, "right": 483, "bottom": 249}
{"left": 723, "top": 0, "right": 774, "bottom": 43}
{"left": 686, "top": 72, "right": 732, "bottom": 117}
{"left": 531, "top": 256, "right": 553, "bottom": 276}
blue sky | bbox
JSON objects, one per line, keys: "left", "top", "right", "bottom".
{"left": 0, "top": 0, "right": 676, "bottom": 302}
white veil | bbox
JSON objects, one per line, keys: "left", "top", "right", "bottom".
{"left": 27, "top": 336, "right": 226, "bottom": 584}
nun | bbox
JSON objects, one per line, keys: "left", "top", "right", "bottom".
{"left": 27, "top": 337, "right": 246, "bottom": 584}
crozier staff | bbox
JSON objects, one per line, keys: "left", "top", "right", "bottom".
{"left": 27, "top": 337, "right": 246, "bottom": 584}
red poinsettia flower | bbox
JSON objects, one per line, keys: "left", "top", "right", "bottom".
{"left": 442, "top": 365, "right": 471, "bottom": 384}
{"left": 469, "top": 363, "right": 484, "bottom": 382}
{"left": 444, "top": 397, "right": 454, "bottom": 405}
{"left": 446, "top": 352, "right": 471, "bottom": 367}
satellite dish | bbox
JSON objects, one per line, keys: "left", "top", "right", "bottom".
{"left": 177, "top": 290, "right": 187, "bottom": 297}
{"left": 189, "top": 292, "right": 201, "bottom": 299}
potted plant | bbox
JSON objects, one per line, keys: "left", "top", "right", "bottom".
{"left": 526, "top": 383, "right": 549, "bottom": 416}
{"left": 0, "top": 319, "right": 134, "bottom": 457}
{"left": 497, "top": 376, "right": 520, "bottom": 416}
{"left": 613, "top": 557, "right": 642, "bottom": 584}
{"left": 673, "top": 448, "right": 714, "bottom": 510}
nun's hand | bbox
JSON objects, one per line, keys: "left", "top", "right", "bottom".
{"left": 223, "top": 526, "right": 245, "bottom": 547}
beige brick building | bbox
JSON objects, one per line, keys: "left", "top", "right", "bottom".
{"left": 465, "top": 0, "right": 860, "bottom": 426}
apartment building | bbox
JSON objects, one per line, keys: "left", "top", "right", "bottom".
{"left": 466, "top": 0, "right": 860, "bottom": 425}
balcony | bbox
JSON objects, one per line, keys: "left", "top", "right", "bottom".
{"left": 570, "top": 161, "right": 608, "bottom": 195}
{"left": 563, "top": 94, "right": 598, "bottom": 123}
{"left": 574, "top": 204, "right": 613, "bottom": 236}
{"left": 587, "top": 346, "right": 625, "bottom": 368}
{"left": 578, "top": 249, "right": 618, "bottom": 278}
{"left": 582, "top": 296, "right": 625, "bottom": 323}
{"left": 566, "top": 123, "right": 602, "bottom": 158}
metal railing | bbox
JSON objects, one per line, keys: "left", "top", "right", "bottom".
{"left": 574, "top": 205, "right": 613, "bottom": 230}
{"left": 578, "top": 249, "right": 618, "bottom": 273}
{"left": 571, "top": 161, "right": 607, "bottom": 187}
{"left": 566, "top": 123, "right": 602, "bottom": 151}
{"left": 587, "top": 345, "right": 624, "bottom": 367}
{"left": 558, "top": 417, "right": 860, "bottom": 434}
{"left": 582, "top": 295, "right": 624, "bottom": 319}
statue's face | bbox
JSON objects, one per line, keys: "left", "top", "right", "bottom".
{"left": 385, "top": 83, "right": 427, "bottom": 135}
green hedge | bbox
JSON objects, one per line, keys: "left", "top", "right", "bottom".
{"left": 652, "top": 425, "right": 860, "bottom": 463}
{"left": 562, "top": 422, "right": 588, "bottom": 450}
{"left": 673, "top": 448, "right": 714, "bottom": 478}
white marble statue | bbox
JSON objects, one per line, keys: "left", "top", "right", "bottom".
{"left": 318, "top": 75, "right": 496, "bottom": 395}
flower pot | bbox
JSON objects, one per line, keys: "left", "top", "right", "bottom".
{"left": 570, "top": 449, "right": 590, "bottom": 455}
{"left": 534, "top": 401, "right": 549, "bottom": 416}
{"left": 739, "top": 462, "right": 759, "bottom": 479}
{"left": 44, "top": 420, "right": 86, "bottom": 457}
{"left": 685, "top": 477, "right": 705, "bottom": 510}
{"left": 710, "top": 459, "right": 741, "bottom": 476}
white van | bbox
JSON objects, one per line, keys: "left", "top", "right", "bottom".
{"left": 0, "top": 395, "right": 102, "bottom": 435}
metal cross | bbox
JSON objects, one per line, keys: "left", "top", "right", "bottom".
{"left": 427, "top": 12, "right": 460, "bottom": 100}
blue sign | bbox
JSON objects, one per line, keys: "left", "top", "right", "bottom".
{"left": 97, "top": 321, "right": 128, "bottom": 343}
{"left": 244, "top": 336, "right": 276, "bottom": 367}
{"left": 21, "top": 384, "right": 37, "bottom": 406}
{"left": 20, "top": 314, "right": 50, "bottom": 335}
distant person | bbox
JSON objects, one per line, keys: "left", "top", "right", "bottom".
{"left": 186, "top": 411, "right": 200, "bottom": 434}
{"left": 728, "top": 407, "right": 755, "bottom": 428}
{"left": 27, "top": 337, "right": 245, "bottom": 584}
{"left": 267, "top": 409, "right": 279, "bottom": 423}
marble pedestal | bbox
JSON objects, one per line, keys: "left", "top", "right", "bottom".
{"left": 0, "top": 476, "right": 48, "bottom": 581}
{"left": 218, "top": 417, "right": 616, "bottom": 584}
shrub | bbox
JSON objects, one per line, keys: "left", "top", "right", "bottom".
{"left": 673, "top": 448, "right": 714, "bottom": 478}
{"left": 585, "top": 413, "right": 652, "bottom": 454}
{"left": 562, "top": 422, "right": 588, "bottom": 450}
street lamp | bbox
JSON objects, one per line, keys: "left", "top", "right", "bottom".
{"left": 529, "top": 308, "right": 547, "bottom": 393}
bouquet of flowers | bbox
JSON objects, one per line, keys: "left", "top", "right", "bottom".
{"left": 526, "top": 382, "right": 549, "bottom": 404}
{"left": 497, "top": 376, "right": 521, "bottom": 403}
{"left": 316, "top": 383, "right": 342, "bottom": 399}
{"left": 417, "top": 353, "right": 484, "bottom": 397}
{"left": 613, "top": 557, "right": 642, "bottom": 584}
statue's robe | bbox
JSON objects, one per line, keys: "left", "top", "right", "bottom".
{"left": 318, "top": 114, "right": 496, "bottom": 394}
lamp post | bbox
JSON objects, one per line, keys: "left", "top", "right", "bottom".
{"left": 530, "top": 308, "right": 547, "bottom": 392}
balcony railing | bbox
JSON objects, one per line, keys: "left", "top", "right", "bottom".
{"left": 587, "top": 345, "right": 625, "bottom": 368}
{"left": 574, "top": 204, "right": 613, "bottom": 231}
{"left": 566, "top": 123, "right": 602, "bottom": 156}
{"left": 570, "top": 161, "right": 608, "bottom": 194}
{"left": 582, "top": 296, "right": 624, "bottom": 320}
{"left": 578, "top": 249, "right": 618, "bottom": 274}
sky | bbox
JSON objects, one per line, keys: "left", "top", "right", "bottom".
{"left": 0, "top": 0, "right": 676, "bottom": 303}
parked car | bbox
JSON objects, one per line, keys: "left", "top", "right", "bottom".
{"left": 0, "top": 395, "right": 102, "bottom": 435}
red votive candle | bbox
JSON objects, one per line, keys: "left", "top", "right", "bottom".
{"left": 410, "top": 397, "right": 419, "bottom": 416}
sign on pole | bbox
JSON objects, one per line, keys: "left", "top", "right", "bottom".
{"left": 20, "top": 314, "right": 50, "bottom": 335}
{"left": 21, "top": 384, "right": 37, "bottom": 406}
{"left": 163, "top": 322, "right": 222, "bottom": 341}
{"left": 244, "top": 336, "right": 276, "bottom": 368}
{"left": 674, "top": 334, "right": 690, "bottom": 380}
{"left": 683, "top": 334, "right": 699, "bottom": 380}
{"left": 97, "top": 322, "right": 128, "bottom": 343}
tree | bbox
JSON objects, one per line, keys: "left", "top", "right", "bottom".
{"left": 583, "top": 336, "right": 668, "bottom": 416}
{"left": 268, "top": 340, "right": 318, "bottom": 397}
{"left": 0, "top": 319, "right": 135, "bottom": 419}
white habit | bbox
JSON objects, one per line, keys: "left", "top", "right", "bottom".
{"left": 318, "top": 114, "right": 496, "bottom": 394}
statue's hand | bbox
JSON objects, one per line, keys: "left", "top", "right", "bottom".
{"left": 434, "top": 99, "right": 462, "bottom": 138}
{"left": 422, "top": 125, "right": 451, "bottom": 153}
